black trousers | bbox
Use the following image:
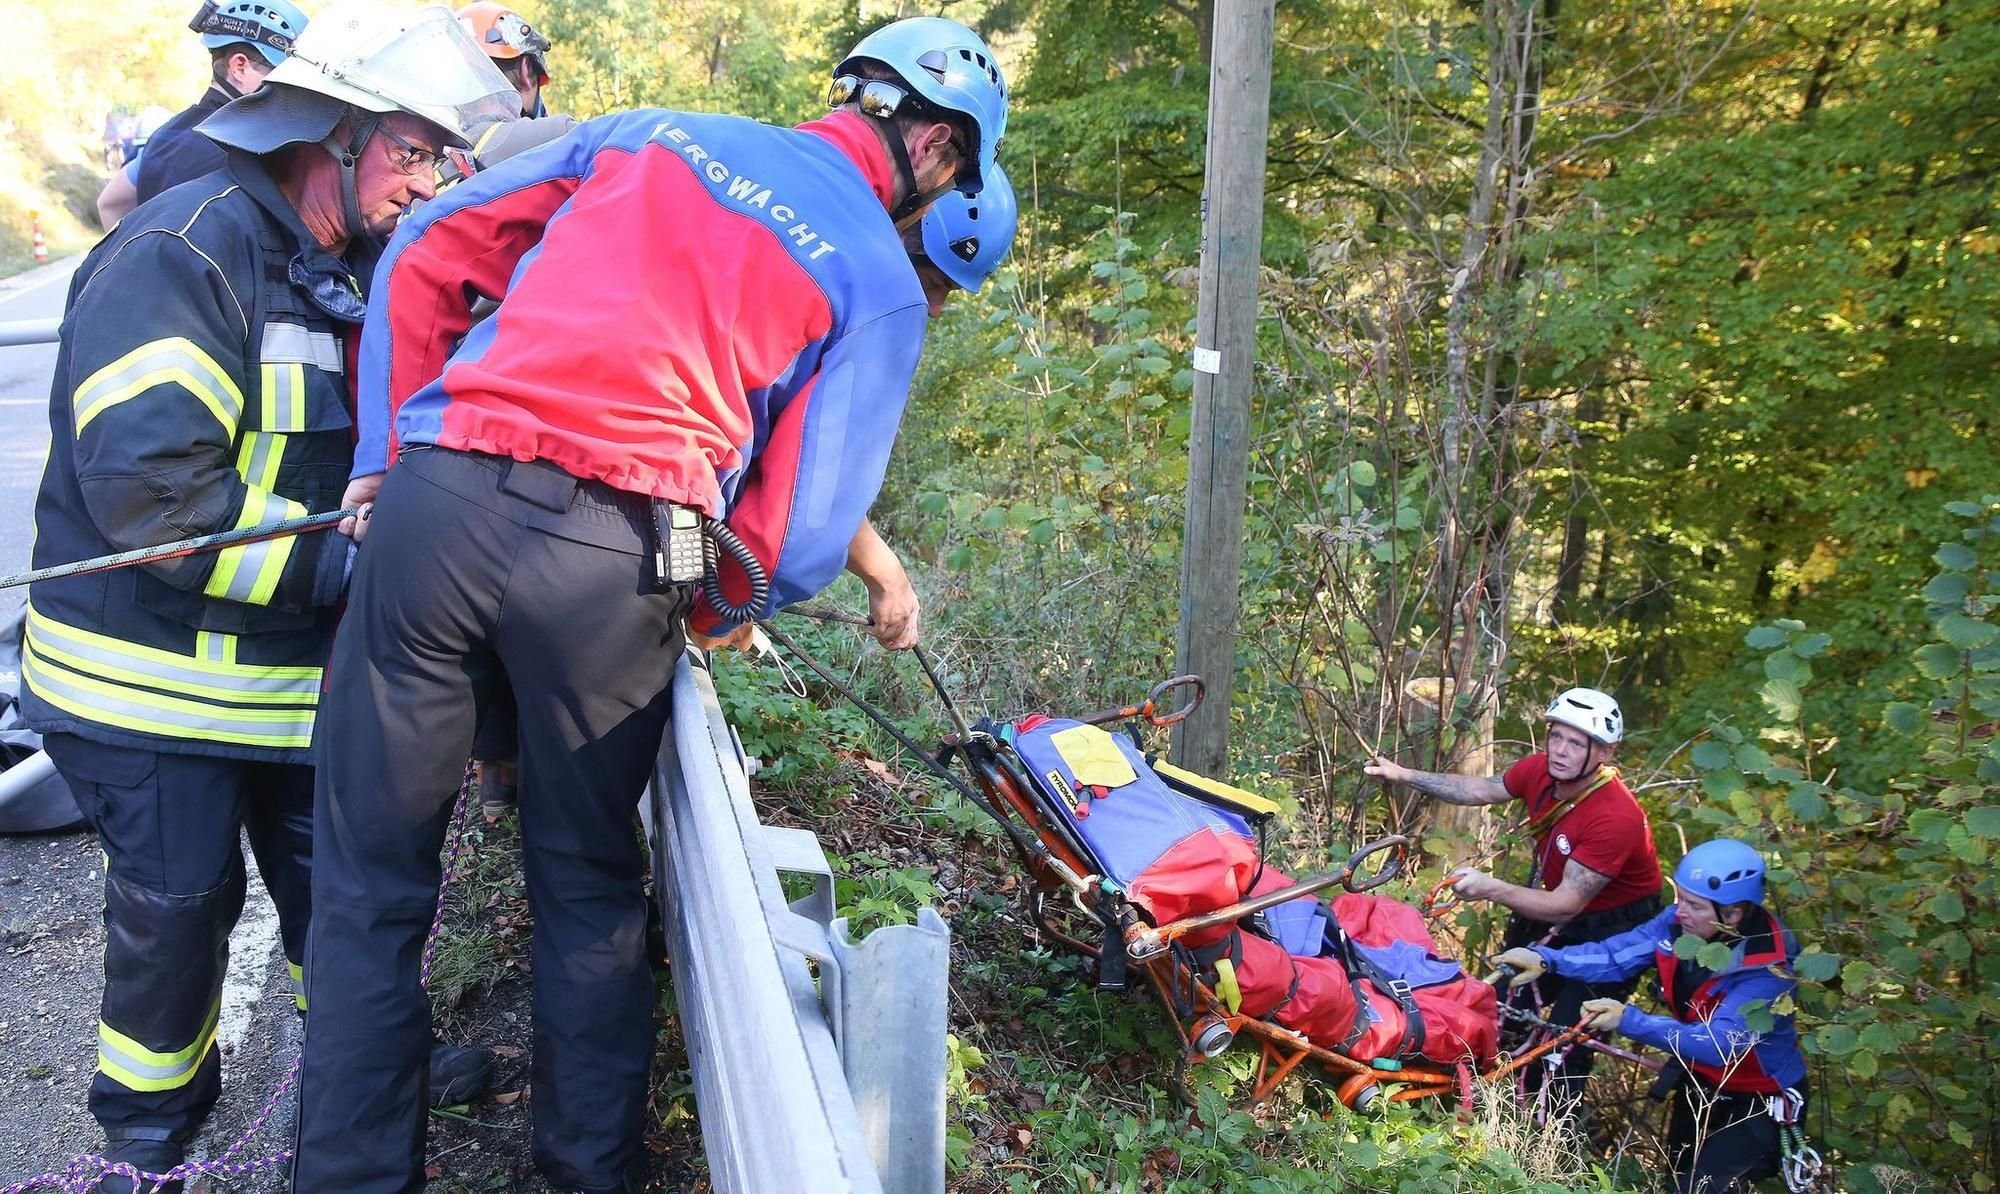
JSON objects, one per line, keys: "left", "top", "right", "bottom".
{"left": 45, "top": 733, "right": 311, "bottom": 1145}
{"left": 292, "top": 449, "right": 689, "bottom": 1193}
{"left": 1668, "top": 1079, "right": 1792, "bottom": 1193}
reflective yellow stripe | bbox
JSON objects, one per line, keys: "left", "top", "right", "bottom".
{"left": 22, "top": 645, "right": 314, "bottom": 749}
{"left": 259, "top": 362, "right": 306, "bottom": 430}
{"left": 28, "top": 605, "right": 315, "bottom": 686}
{"left": 236, "top": 431, "right": 288, "bottom": 492}
{"left": 203, "top": 489, "right": 305, "bottom": 606}
{"left": 289, "top": 960, "right": 307, "bottom": 1012}
{"left": 73, "top": 338, "right": 243, "bottom": 435}
{"left": 194, "top": 631, "right": 236, "bottom": 666}
{"left": 98, "top": 999, "right": 220, "bottom": 1093}
{"left": 1153, "top": 760, "right": 1284, "bottom": 819}
{"left": 26, "top": 611, "right": 316, "bottom": 708}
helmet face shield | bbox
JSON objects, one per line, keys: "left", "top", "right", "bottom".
{"left": 266, "top": 2, "right": 520, "bottom": 147}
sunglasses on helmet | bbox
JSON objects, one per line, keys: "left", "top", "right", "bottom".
{"left": 827, "top": 74, "right": 976, "bottom": 187}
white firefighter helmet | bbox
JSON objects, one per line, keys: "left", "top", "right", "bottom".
{"left": 264, "top": 1, "right": 519, "bottom": 147}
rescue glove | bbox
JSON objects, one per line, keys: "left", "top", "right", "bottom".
{"left": 1578, "top": 997, "right": 1627, "bottom": 1034}
{"left": 1492, "top": 947, "right": 1547, "bottom": 986}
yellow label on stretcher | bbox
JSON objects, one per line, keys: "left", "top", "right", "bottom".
{"left": 1047, "top": 724, "right": 1139, "bottom": 789}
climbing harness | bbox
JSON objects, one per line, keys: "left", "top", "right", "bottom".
{"left": 1768, "top": 1086, "right": 1824, "bottom": 1192}
{"left": 1, "top": 763, "right": 480, "bottom": 1194}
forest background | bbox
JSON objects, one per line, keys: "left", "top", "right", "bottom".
{"left": 4, "top": 0, "right": 1997, "bottom": 1190}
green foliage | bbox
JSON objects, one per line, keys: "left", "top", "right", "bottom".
{"left": 833, "top": 849, "right": 939, "bottom": 935}
{"left": 1681, "top": 500, "right": 2000, "bottom": 1186}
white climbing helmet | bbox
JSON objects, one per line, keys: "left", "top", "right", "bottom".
{"left": 1544, "top": 687, "right": 1623, "bottom": 745}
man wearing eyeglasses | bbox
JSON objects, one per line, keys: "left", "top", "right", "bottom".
{"left": 17, "top": 7, "right": 521, "bottom": 1190}
{"left": 294, "top": 15, "right": 1007, "bottom": 1193}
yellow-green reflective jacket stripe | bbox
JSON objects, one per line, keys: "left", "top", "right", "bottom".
{"left": 289, "top": 960, "right": 306, "bottom": 1011}
{"left": 259, "top": 361, "right": 306, "bottom": 431}
{"left": 195, "top": 630, "right": 236, "bottom": 666}
{"left": 26, "top": 606, "right": 320, "bottom": 706}
{"left": 22, "top": 643, "right": 315, "bottom": 750}
{"left": 203, "top": 488, "right": 306, "bottom": 606}
{"left": 236, "top": 431, "right": 288, "bottom": 494}
{"left": 98, "top": 997, "right": 220, "bottom": 1092}
{"left": 73, "top": 337, "right": 244, "bottom": 436}
{"left": 260, "top": 323, "right": 343, "bottom": 374}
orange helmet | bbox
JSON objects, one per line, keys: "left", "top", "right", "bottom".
{"left": 457, "top": 2, "right": 550, "bottom": 84}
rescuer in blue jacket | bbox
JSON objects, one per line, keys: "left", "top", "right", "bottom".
{"left": 1498, "top": 839, "right": 1811, "bottom": 1192}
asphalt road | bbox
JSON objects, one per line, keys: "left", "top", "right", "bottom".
{"left": 0, "top": 257, "right": 72, "bottom": 618}
{"left": 0, "top": 257, "right": 298, "bottom": 1192}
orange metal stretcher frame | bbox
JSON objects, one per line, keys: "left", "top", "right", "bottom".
{"left": 942, "top": 677, "right": 1590, "bottom": 1111}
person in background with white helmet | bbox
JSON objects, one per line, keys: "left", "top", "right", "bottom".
{"left": 19, "top": 6, "right": 519, "bottom": 1190}
{"left": 1364, "top": 686, "right": 1664, "bottom": 1104}
{"left": 1494, "top": 839, "right": 1812, "bottom": 1193}
{"left": 95, "top": 1, "right": 311, "bottom": 229}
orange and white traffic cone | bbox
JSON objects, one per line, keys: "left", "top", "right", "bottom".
{"left": 30, "top": 211, "right": 48, "bottom": 263}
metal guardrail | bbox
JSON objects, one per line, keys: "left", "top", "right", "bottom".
{"left": 0, "top": 318, "right": 60, "bottom": 347}
{"left": 645, "top": 649, "right": 948, "bottom": 1194}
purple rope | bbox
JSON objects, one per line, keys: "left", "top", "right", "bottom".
{"left": 422, "top": 761, "right": 481, "bottom": 990}
{"left": 2, "top": 762, "right": 480, "bottom": 1194}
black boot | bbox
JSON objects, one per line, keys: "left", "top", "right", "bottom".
{"left": 427, "top": 1042, "right": 497, "bottom": 1107}
{"left": 97, "top": 1138, "right": 185, "bottom": 1194}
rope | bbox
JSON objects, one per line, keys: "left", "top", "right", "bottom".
{"left": 0, "top": 510, "right": 355, "bottom": 591}
{"left": 1, "top": 762, "right": 480, "bottom": 1194}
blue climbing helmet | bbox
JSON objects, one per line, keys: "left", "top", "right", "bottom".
{"left": 920, "top": 163, "right": 1017, "bottom": 293}
{"left": 834, "top": 16, "right": 1008, "bottom": 195}
{"left": 190, "top": 0, "right": 310, "bottom": 66}
{"left": 1675, "top": 838, "right": 1767, "bottom": 906}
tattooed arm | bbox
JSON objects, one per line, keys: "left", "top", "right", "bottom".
{"left": 1363, "top": 757, "right": 1512, "bottom": 806}
{"left": 1452, "top": 859, "right": 1614, "bottom": 925}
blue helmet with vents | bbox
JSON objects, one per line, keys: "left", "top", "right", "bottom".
{"left": 191, "top": 0, "right": 309, "bottom": 66}
{"left": 836, "top": 16, "right": 1008, "bottom": 195}
{"left": 1675, "top": 838, "right": 1767, "bottom": 907}
{"left": 920, "top": 164, "right": 1017, "bottom": 293}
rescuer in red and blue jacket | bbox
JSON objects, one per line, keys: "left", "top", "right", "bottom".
{"left": 1498, "top": 839, "right": 1810, "bottom": 1193}
{"left": 292, "top": 17, "right": 1009, "bottom": 1192}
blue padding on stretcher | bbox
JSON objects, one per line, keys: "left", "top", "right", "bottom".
{"left": 1351, "top": 938, "right": 1465, "bottom": 990}
{"left": 1263, "top": 898, "right": 1328, "bottom": 956}
{"left": 1012, "top": 719, "right": 1252, "bottom": 886}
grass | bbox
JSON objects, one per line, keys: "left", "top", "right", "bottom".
{"left": 0, "top": 131, "right": 103, "bottom": 278}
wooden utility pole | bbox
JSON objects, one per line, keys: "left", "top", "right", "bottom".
{"left": 1172, "top": 0, "right": 1274, "bottom": 777}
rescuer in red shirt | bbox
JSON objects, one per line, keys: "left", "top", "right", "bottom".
{"left": 1365, "top": 687, "right": 1664, "bottom": 1105}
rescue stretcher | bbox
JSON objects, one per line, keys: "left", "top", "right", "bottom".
{"left": 937, "top": 676, "right": 1591, "bottom": 1111}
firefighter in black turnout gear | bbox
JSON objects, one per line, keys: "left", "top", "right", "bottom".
{"left": 20, "top": 4, "right": 521, "bottom": 1188}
